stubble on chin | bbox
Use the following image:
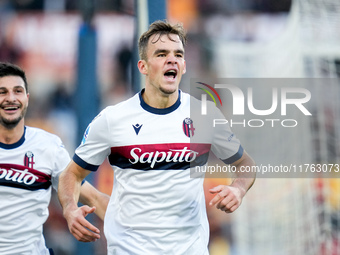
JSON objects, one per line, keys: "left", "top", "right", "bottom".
{"left": 0, "top": 106, "right": 27, "bottom": 130}
{"left": 159, "top": 85, "right": 178, "bottom": 95}
{"left": 0, "top": 116, "right": 23, "bottom": 129}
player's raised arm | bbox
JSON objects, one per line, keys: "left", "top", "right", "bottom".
{"left": 209, "top": 151, "right": 256, "bottom": 213}
{"left": 58, "top": 160, "right": 101, "bottom": 242}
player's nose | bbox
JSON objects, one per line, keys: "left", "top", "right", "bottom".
{"left": 5, "top": 91, "right": 17, "bottom": 102}
{"left": 166, "top": 55, "right": 177, "bottom": 65}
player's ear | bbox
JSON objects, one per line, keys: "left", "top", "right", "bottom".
{"left": 137, "top": 60, "right": 148, "bottom": 75}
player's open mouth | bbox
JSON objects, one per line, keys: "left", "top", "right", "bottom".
{"left": 164, "top": 69, "right": 177, "bottom": 80}
{"left": 2, "top": 105, "right": 20, "bottom": 113}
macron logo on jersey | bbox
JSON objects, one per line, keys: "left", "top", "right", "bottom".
{"left": 109, "top": 143, "right": 211, "bottom": 170}
{"left": 132, "top": 124, "right": 143, "bottom": 135}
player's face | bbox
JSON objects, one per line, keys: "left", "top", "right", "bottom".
{"left": 138, "top": 33, "right": 186, "bottom": 96}
{"left": 0, "top": 75, "right": 29, "bottom": 129}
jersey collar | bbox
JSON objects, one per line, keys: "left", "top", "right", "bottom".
{"left": 139, "top": 89, "right": 181, "bottom": 115}
{"left": 0, "top": 126, "right": 26, "bottom": 149}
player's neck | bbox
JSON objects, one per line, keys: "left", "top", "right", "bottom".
{"left": 0, "top": 122, "right": 25, "bottom": 145}
{"left": 142, "top": 88, "right": 179, "bottom": 109}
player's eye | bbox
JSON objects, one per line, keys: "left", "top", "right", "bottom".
{"left": 15, "top": 89, "right": 24, "bottom": 94}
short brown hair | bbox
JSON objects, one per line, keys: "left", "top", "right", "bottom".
{"left": 138, "top": 20, "right": 187, "bottom": 61}
{"left": 0, "top": 62, "right": 28, "bottom": 92}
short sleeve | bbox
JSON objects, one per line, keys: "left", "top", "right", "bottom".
{"left": 210, "top": 106, "right": 243, "bottom": 164}
{"left": 74, "top": 110, "right": 112, "bottom": 171}
{"left": 51, "top": 137, "right": 71, "bottom": 191}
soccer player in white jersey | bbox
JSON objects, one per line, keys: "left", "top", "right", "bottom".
{"left": 0, "top": 62, "right": 110, "bottom": 255}
{"left": 58, "top": 20, "right": 256, "bottom": 255}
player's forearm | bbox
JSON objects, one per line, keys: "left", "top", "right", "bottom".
{"left": 58, "top": 163, "right": 83, "bottom": 216}
{"left": 90, "top": 192, "right": 109, "bottom": 220}
{"left": 231, "top": 151, "right": 256, "bottom": 197}
{"left": 79, "top": 182, "right": 110, "bottom": 220}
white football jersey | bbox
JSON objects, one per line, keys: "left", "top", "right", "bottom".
{"left": 75, "top": 90, "right": 243, "bottom": 255}
{"left": 0, "top": 126, "right": 70, "bottom": 255}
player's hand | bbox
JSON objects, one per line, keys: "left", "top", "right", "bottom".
{"left": 209, "top": 185, "right": 243, "bottom": 213}
{"left": 64, "top": 205, "right": 100, "bottom": 242}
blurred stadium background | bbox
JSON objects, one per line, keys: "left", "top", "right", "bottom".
{"left": 0, "top": 0, "right": 340, "bottom": 254}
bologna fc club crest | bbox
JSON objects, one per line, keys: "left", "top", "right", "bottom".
{"left": 183, "top": 118, "right": 195, "bottom": 137}
{"left": 24, "top": 151, "right": 35, "bottom": 168}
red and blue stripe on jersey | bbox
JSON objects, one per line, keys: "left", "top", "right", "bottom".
{"left": 0, "top": 163, "right": 51, "bottom": 190}
{"left": 108, "top": 143, "right": 211, "bottom": 170}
